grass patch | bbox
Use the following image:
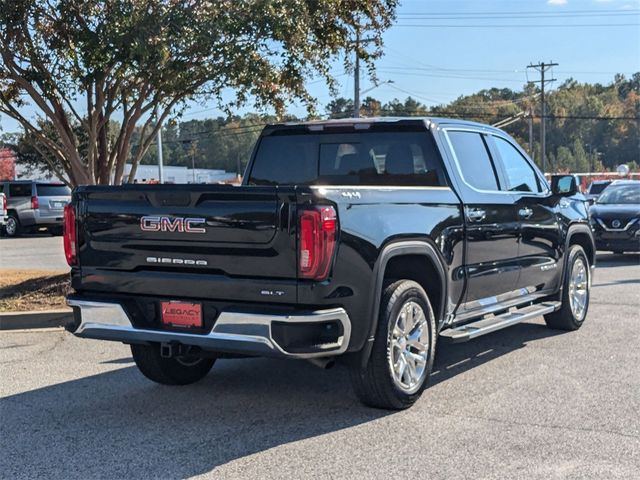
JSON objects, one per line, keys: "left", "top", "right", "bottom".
{"left": 0, "top": 270, "right": 70, "bottom": 312}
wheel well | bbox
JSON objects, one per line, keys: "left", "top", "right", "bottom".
{"left": 383, "top": 254, "right": 443, "bottom": 321}
{"left": 569, "top": 232, "right": 595, "bottom": 266}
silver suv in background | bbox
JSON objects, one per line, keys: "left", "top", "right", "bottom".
{"left": 0, "top": 181, "right": 71, "bottom": 237}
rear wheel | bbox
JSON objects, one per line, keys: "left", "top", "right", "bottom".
{"left": 4, "top": 214, "right": 21, "bottom": 237}
{"left": 49, "top": 226, "right": 63, "bottom": 236}
{"left": 131, "top": 343, "right": 215, "bottom": 385}
{"left": 349, "top": 280, "right": 436, "bottom": 410}
{"left": 544, "top": 245, "right": 590, "bottom": 331}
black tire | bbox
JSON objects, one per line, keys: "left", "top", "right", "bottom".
{"left": 49, "top": 226, "right": 63, "bottom": 236}
{"left": 4, "top": 213, "right": 21, "bottom": 237}
{"left": 131, "top": 343, "right": 215, "bottom": 385}
{"left": 544, "top": 245, "right": 590, "bottom": 331}
{"left": 349, "top": 280, "right": 436, "bottom": 410}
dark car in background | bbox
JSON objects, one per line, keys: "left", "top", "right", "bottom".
{"left": 0, "top": 180, "right": 71, "bottom": 237}
{"left": 585, "top": 180, "right": 612, "bottom": 204}
{"left": 589, "top": 180, "right": 640, "bottom": 254}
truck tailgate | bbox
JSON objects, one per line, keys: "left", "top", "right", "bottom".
{"left": 74, "top": 184, "right": 298, "bottom": 301}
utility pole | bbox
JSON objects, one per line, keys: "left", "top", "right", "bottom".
{"left": 352, "top": 31, "right": 375, "bottom": 118}
{"left": 154, "top": 106, "right": 164, "bottom": 183}
{"left": 354, "top": 30, "right": 360, "bottom": 118}
{"left": 527, "top": 61, "right": 557, "bottom": 173}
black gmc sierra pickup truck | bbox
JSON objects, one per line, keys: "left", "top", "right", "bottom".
{"left": 65, "top": 117, "right": 595, "bottom": 410}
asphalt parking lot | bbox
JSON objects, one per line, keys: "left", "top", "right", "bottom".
{"left": 1, "top": 253, "right": 639, "bottom": 479}
{"left": 0, "top": 235, "right": 68, "bottom": 271}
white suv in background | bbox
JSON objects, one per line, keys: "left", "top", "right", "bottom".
{"left": 0, "top": 192, "right": 7, "bottom": 230}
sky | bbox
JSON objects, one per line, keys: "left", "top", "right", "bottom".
{"left": 1, "top": 0, "right": 639, "bottom": 132}
{"left": 298, "top": 0, "right": 640, "bottom": 117}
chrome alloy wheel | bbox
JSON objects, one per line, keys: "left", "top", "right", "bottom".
{"left": 568, "top": 258, "right": 589, "bottom": 321}
{"left": 388, "top": 301, "right": 430, "bottom": 394}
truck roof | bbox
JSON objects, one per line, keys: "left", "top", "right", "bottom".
{"left": 266, "top": 116, "right": 503, "bottom": 134}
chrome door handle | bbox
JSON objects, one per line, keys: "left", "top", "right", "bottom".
{"left": 466, "top": 208, "right": 486, "bottom": 222}
{"left": 518, "top": 207, "right": 533, "bottom": 219}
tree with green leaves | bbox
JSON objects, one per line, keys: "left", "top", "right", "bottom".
{"left": 1, "top": 0, "right": 397, "bottom": 186}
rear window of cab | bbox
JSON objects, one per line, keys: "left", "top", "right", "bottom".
{"left": 247, "top": 131, "right": 448, "bottom": 187}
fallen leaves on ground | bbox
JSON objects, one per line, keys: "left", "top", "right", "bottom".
{"left": 0, "top": 269, "right": 70, "bottom": 312}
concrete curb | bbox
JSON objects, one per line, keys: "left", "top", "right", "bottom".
{"left": 0, "top": 309, "right": 73, "bottom": 331}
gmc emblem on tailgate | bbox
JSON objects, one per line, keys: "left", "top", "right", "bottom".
{"left": 140, "top": 216, "right": 206, "bottom": 233}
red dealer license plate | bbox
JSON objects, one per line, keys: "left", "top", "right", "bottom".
{"left": 161, "top": 301, "right": 202, "bottom": 328}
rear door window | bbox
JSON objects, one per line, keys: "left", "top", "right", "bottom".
{"left": 35, "top": 184, "right": 72, "bottom": 197}
{"left": 9, "top": 183, "right": 32, "bottom": 197}
{"left": 248, "top": 131, "right": 447, "bottom": 187}
{"left": 447, "top": 131, "right": 500, "bottom": 191}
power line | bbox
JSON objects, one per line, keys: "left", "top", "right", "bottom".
{"left": 398, "top": 9, "right": 639, "bottom": 16}
{"left": 397, "top": 12, "right": 639, "bottom": 20}
{"left": 394, "top": 23, "right": 638, "bottom": 28}
{"left": 378, "top": 64, "right": 524, "bottom": 75}
{"left": 376, "top": 69, "right": 526, "bottom": 84}
{"left": 130, "top": 124, "right": 265, "bottom": 149}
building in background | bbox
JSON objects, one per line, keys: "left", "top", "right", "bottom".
{"left": 122, "top": 164, "right": 237, "bottom": 184}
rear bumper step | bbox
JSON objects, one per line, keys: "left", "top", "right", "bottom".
{"left": 66, "top": 298, "right": 351, "bottom": 359}
{"left": 440, "top": 301, "right": 561, "bottom": 344}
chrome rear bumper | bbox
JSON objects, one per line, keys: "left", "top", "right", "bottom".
{"left": 66, "top": 298, "right": 351, "bottom": 359}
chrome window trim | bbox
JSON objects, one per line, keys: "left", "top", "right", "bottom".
{"left": 442, "top": 126, "right": 550, "bottom": 197}
{"left": 309, "top": 185, "right": 452, "bottom": 191}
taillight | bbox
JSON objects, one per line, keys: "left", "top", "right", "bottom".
{"left": 298, "top": 206, "right": 337, "bottom": 280}
{"left": 63, "top": 203, "right": 77, "bottom": 266}
{"left": 31, "top": 196, "right": 39, "bottom": 209}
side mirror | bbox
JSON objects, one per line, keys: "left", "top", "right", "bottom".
{"left": 551, "top": 175, "right": 578, "bottom": 196}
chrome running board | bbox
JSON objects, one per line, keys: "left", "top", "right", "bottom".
{"left": 439, "top": 301, "right": 561, "bottom": 344}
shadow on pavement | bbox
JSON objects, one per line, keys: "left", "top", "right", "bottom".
{"left": 431, "top": 322, "right": 563, "bottom": 386}
{"left": 1, "top": 322, "right": 562, "bottom": 478}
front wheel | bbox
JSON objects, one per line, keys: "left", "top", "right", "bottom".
{"left": 544, "top": 245, "right": 590, "bottom": 331}
{"left": 349, "top": 280, "right": 436, "bottom": 410}
{"left": 131, "top": 343, "right": 215, "bottom": 385}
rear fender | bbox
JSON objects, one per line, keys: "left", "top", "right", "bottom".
{"left": 358, "top": 240, "right": 447, "bottom": 368}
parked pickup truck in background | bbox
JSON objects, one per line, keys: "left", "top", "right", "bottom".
{"left": 65, "top": 117, "right": 595, "bottom": 410}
